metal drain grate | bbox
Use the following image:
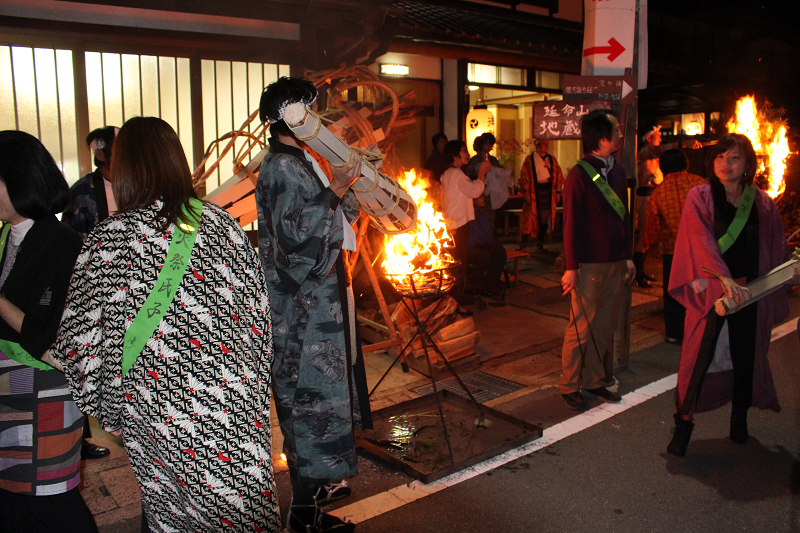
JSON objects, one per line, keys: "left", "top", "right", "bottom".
{"left": 411, "top": 371, "right": 525, "bottom": 403}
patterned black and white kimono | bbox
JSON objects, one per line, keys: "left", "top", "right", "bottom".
{"left": 51, "top": 201, "right": 280, "bottom": 533}
{"left": 256, "top": 139, "right": 371, "bottom": 488}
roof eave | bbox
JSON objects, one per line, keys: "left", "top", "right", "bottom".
{"left": 389, "top": 36, "right": 581, "bottom": 72}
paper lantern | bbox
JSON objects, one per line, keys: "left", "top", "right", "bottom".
{"left": 465, "top": 107, "right": 496, "bottom": 157}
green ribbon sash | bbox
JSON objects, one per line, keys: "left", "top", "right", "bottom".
{"left": 0, "top": 225, "right": 53, "bottom": 370}
{"left": 0, "top": 339, "right": 54, "bottom": 370}
{"left": 0, "top": 224, "right": 8, "bottom": 252}
{"left": 717, "top": 185, "right": 756, "bottom": 254}
{"left": 0, "top": 224, "right": 9, "bottom": 261}
{"left": 121, "top": 199, "right": 202, "bottom": 377}
{"left": 577, "top": 160, "right": 626, "bottom": 221}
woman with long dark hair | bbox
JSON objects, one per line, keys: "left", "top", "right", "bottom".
{"left": 666, "top": 133, "right": 799, "bottom": 457}
{"left": 0, "top": 131, "right": 97, "bottom": 532}
{"left": 49, "top": 117, "right": 280, "bottom": 531}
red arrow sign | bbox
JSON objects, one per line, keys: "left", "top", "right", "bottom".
{"left": 583, "top": 38, "right": 626, "bottom": 62}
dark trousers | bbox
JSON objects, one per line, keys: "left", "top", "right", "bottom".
{"left": 452, "top": 223, "right": 471, "bottom": 300}
{"left": 662, "top": 254, "right": 685, "bottom": 340}
{"left": 709, "top": 302, "right": 758, "bottom": 410}
{"left": 0, "top": 487, "right": 98, "bottom": 533}
{"left": 468, "top": 242, "right": 507, "bottom": 291}
{"left": 535, "top": 183, "right": 552, "bottom": 243}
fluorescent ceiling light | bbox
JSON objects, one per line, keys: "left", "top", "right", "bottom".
{"left": 380, "top": 64, "right": 409, "bottom": 76}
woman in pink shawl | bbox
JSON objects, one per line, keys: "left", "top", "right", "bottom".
{"left": 666, "top": 134, "right": 800, "bottom": 457}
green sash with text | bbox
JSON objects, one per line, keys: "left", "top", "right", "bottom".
{"left": 577, "top": 160, "right": 626, "bottom": 221}
{"left": 717, "top": 185, "right": 757, "bottom": 254}
{"left": 121, "top": 199, "right": 202, "bottom": 377}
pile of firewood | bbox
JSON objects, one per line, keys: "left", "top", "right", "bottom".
{"left": 389, "top": 296, "right": 481, "bottom": 378}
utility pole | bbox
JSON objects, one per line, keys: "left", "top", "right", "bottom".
{"left": 580, "top": 0, "right": 643, "bottom": 373}
{"left": 612, "top": 0, "right": 640, "bottom": 372}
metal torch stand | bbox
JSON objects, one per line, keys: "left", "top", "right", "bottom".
{"left": 369, "top": 268, "right": 484, "bottom": 465}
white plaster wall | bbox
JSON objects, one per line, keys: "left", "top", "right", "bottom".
{"left": 441, "top": 58, "right": 460, "bottom": 143}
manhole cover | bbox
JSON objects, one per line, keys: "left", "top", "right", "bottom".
{"left": 411, "top": 371, "right": 524, "bottom": 403}
{"left": 357, "top": 390, "right": 542, "bottom": 483}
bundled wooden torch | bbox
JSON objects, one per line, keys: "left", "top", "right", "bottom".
{"left": 283, "top": 102, "right": 417, "bottom": 235}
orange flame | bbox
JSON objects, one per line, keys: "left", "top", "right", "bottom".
{"left": 727, "top": 96, "right": 789, "bottom": 199}
{"left": 382, "top": 170, "right": 456, "bottom": 289}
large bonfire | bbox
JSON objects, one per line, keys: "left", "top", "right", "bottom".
{"left": 727, "top": 95, "right": 790, "bottom": 199}
{"left": 382, "top": 170, "right": 457, "bottom": 293}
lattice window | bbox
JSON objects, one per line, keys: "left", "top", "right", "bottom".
{"left": 200, "top": 60, "right": 289, "bottom": 193}
{"left": 84, "top": 52, "right": 193, "bottom": 170}
{"left": 0, "top": 46, "right": 80, "bottom": 183}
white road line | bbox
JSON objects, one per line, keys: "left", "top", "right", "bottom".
{"left": 333, "top": 316, "right": 799, "bottom": 524}
{"left": 770, "top": 316, "right": 798, "bottom": 341}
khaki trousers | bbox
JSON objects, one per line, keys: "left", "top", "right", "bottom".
{"left": 560, "top": 261, "right": 628, "bottom": 394}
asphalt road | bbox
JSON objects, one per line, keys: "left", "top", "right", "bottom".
{"left": 349, "top": 324, "right": 800, "bottom": 533}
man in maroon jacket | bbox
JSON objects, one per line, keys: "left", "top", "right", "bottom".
{"left": 559, "top": 110, "right": 636, "bottom": 410}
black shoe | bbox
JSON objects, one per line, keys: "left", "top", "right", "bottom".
{"left": 315, "top": 481, "right": 352, "bottom": 506}
{"left": 643, "top": 272, "right": 657, "bottom": 282}
{"left": 730, "top": 407, "right": 749, "bottom": 445}
{"left": 481, "top": 287, "right": 503, "bottom": 300}
{"left": 562, "top": 391, "right": 585, "bottom": 410}
{"left": 287, "top": 505, "right": 355, "bottom": 533}
{"left": 536, "top": 242, "right": 545, "bottom": 252}
{"left": 634, "top": 276, "right": 652, "bottom": 289}
{"left": 667, "top": 414, "right": 694, "bottom": 457}
{"left": 585, "top": 386, "right": 621, "bottom": 403}
{"left": 318, "top": 513, "right": 355, "bottom": 532}
{"left": 81, "top": 441, "right": 110, "bottom": 460}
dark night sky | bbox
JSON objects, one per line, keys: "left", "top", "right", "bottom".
{"left": 643, "top": 0, "right": 800, "bottom": 123}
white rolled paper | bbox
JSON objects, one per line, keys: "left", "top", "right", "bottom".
{"left": 714, "top": 259, "right": 798, "bottom": 316}
{"left": 283, "top": 102, "right": 417, "bottom": 234}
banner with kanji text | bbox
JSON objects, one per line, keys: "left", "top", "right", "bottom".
{"left": 533, "top": 100, "right": 610, "bottom": 140}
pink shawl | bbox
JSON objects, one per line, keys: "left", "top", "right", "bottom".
{"left": 668, "top": 184, "right": 789, "bottom": 415}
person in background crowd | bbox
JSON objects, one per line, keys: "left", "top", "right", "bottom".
{"left": 0, "top": 131, "right": 97, "bottom": 533}
{"left": 62, "top": 126, "right": 119, "bottom": 240}
{"left": 257, "top": 77, "right": 373, "bottom": 533}
{"left": 560, "top": 109, "right": 635, "bottom": 411}
{"left": 666, "top": 133, "right": 799, "bottom": 457}
{"left": 424, "top": 132, "right": 449, "bottom": 182}
{"left": 62, "top": 126, "right": 118, "bottom": 460}
{"left": 465, "top": 132, "right": 502, "bottom": 233}
{"left": 635, "top": 126, "right": 703, "bottom": 287}
{"left": 441, "top": 139, "right": 490, "bottom": 316}
{"left": 519, "top": 139, "right": 564, "bottom": 252}
{"left": 50, "top": 117, "right": 280, "bottom": 531}
{"left": 465, "top": 132, "right": 501, "bottom": 178}
{"left": 468, "top": 207, "right": 507, "bottom": 296}
{"left": 644, "top": 149, "right": 706, "bottom": 344}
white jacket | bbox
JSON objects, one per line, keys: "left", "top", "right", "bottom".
{"left": 440, "top": 166, "right": 485, "bottom": 230}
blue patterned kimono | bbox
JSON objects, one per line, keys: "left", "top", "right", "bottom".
{"left": 62, "top": 171, "right": 109, "bottom": 239}
{"left": 256, "top": 139, "right": 371, "bottom": 486}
